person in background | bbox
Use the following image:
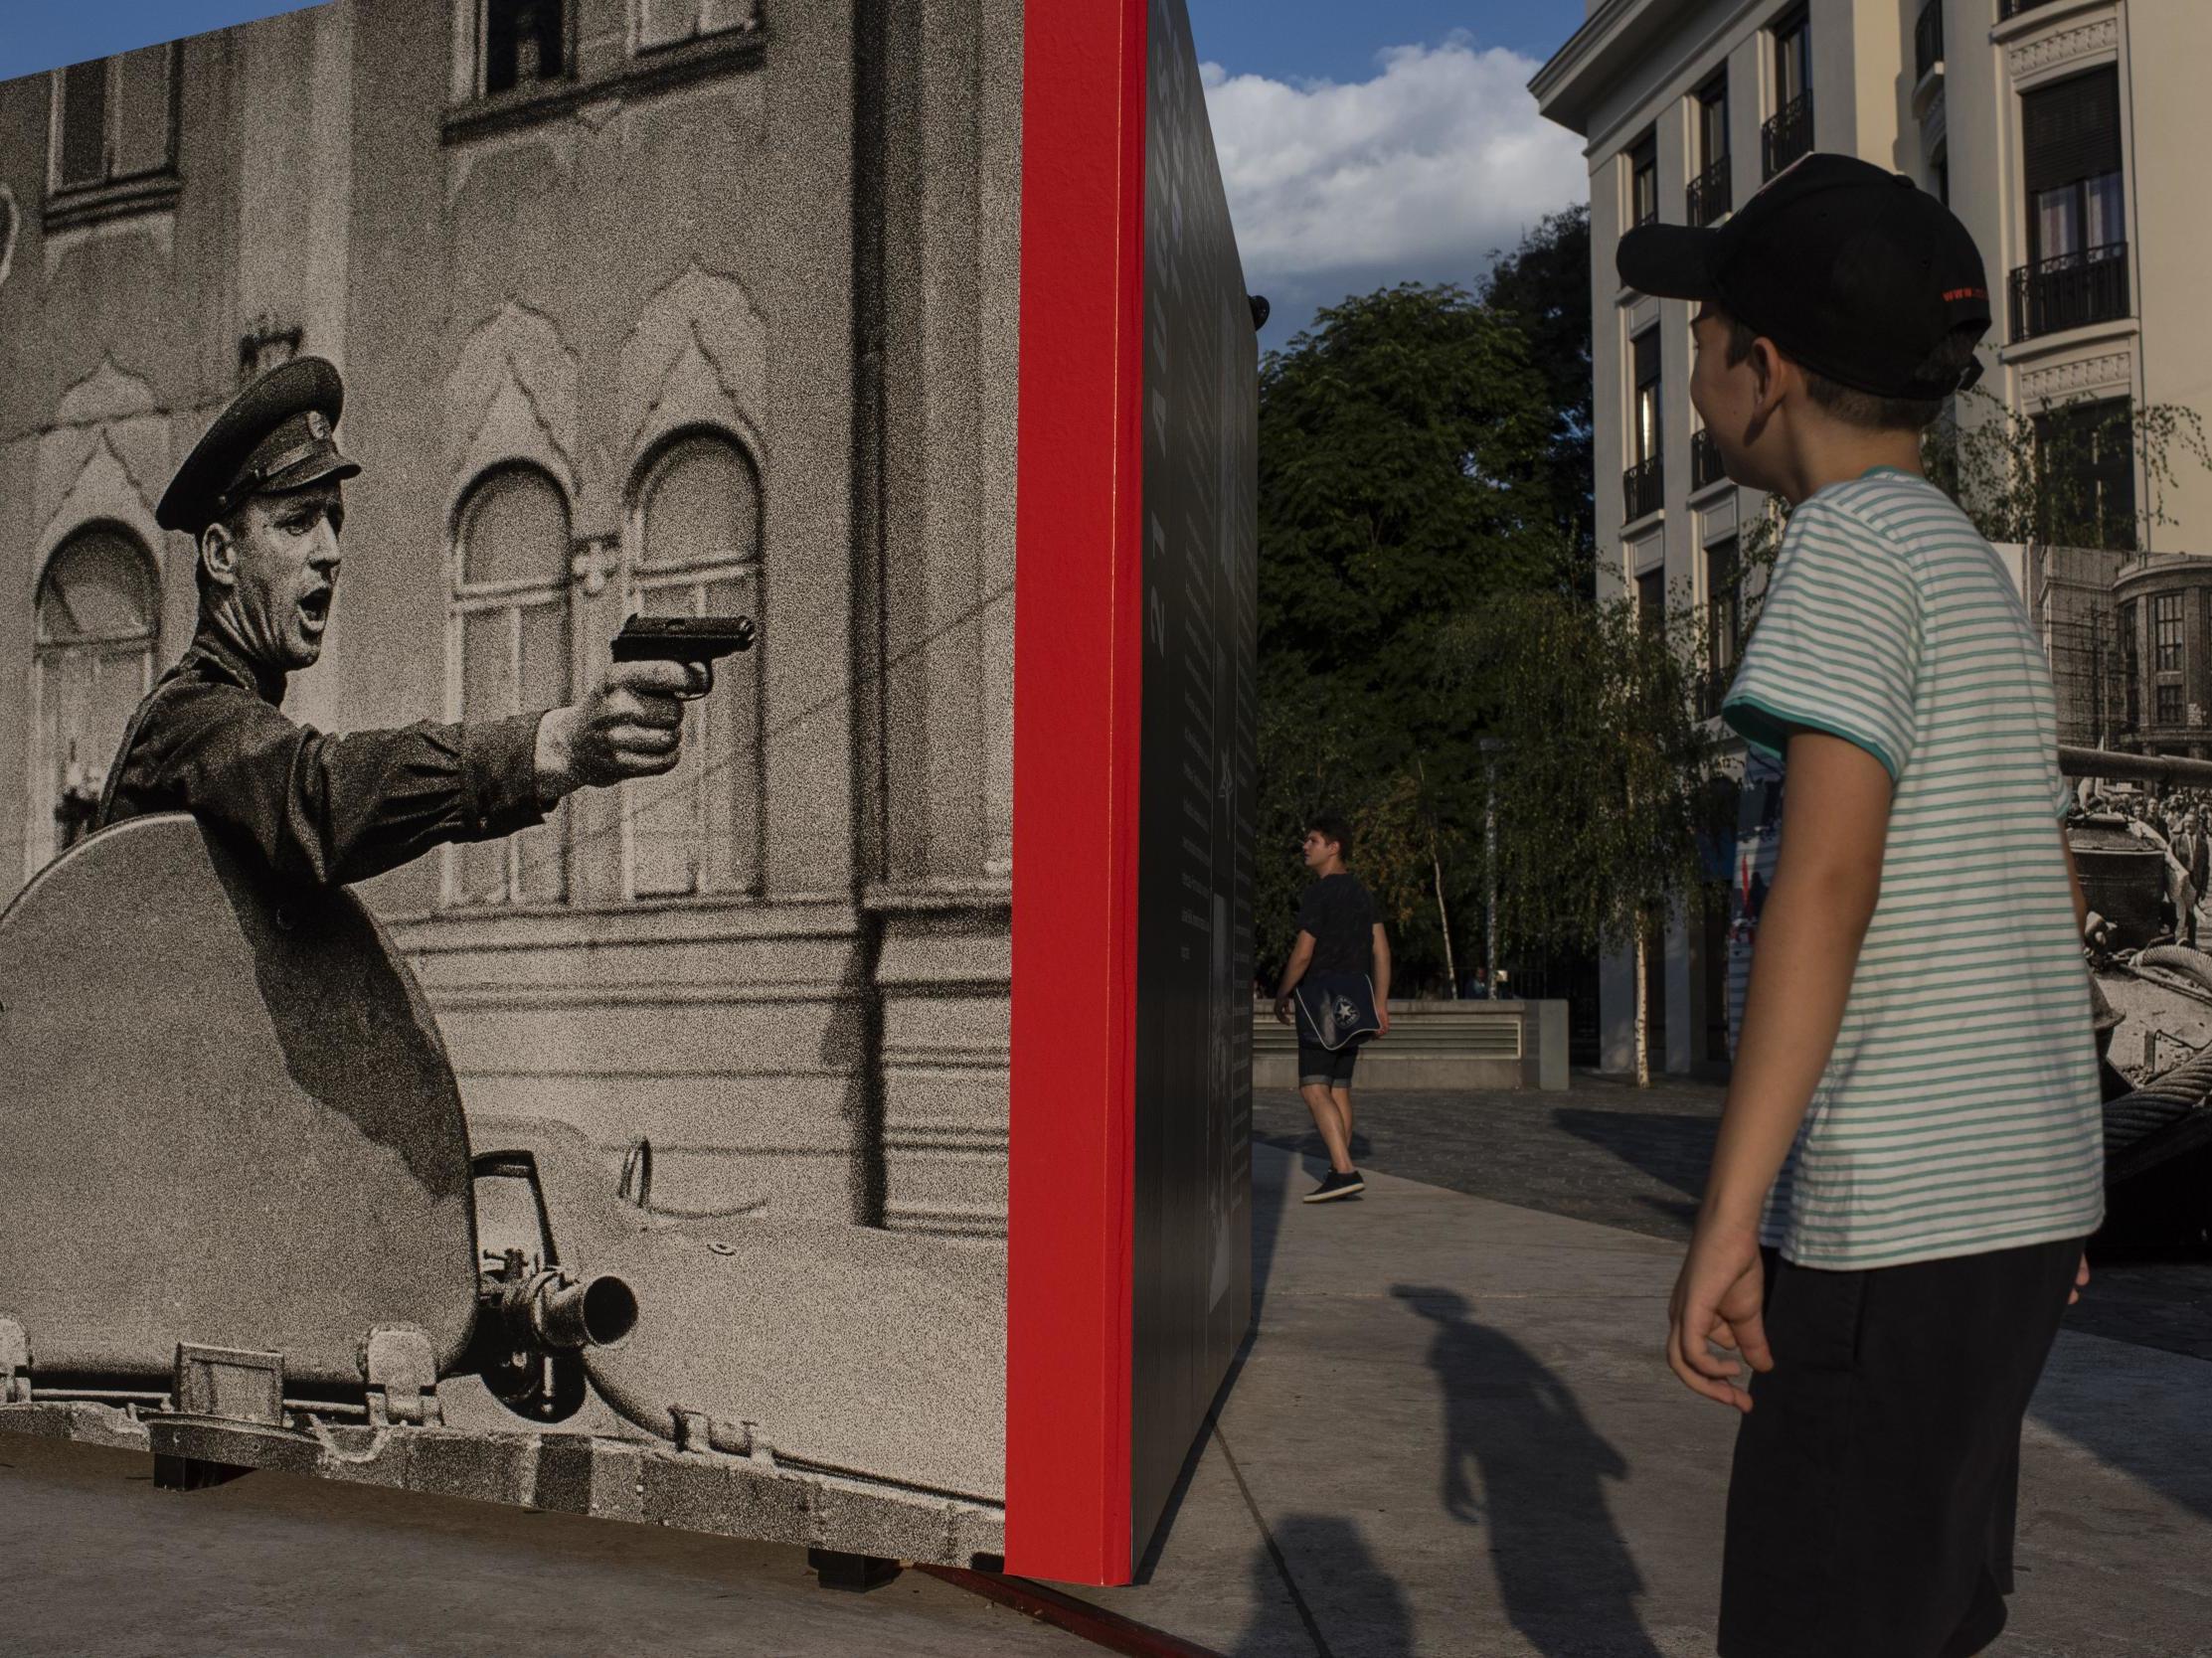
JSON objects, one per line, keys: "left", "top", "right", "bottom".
{"left": 1274, "top": 812, "right": 1391, "bottom": 1203}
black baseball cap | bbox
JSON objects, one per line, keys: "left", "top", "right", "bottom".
{"left": 1616, "top": 152, "right": 1989, "bottom": 400}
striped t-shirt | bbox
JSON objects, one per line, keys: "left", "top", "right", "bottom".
{"left": 1722, "top": 466, "right": 2104, "bottom": 1269}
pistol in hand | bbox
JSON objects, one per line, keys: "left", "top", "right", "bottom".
{"left": 610, "top": 613, "right": 757, "bottom": 698}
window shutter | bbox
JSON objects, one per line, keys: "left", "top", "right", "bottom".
{"left": 2023, "top": 68, "right": 2121, "bottom": 194}
{"left": 1632, "top": 329, "right": 1660, "bottom": 389}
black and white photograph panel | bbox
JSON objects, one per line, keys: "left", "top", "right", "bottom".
{"left": 0, "top": 0, "right": 1020, "bottom": 1565}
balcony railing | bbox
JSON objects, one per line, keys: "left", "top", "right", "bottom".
{"left": 1690, "top": 428, "right": 1728, "bottom": 491}
{"left": 1997, "top": 0, "right": 2058, "bottom": 19}
{"left": 2009, "top": 243, "right": 2130, "bottom": 342}
{"left": 1762, "top": 92, "right": 1813, "bottom": 180}
{"left": 1686, "top": 157, "right": 1732, "bottom": 227}
{"left": 1915, "top": 0, "right": 1944, "bottom": 82}
{"left": 1623, "top": 456, "right": 1664, "bottom": 521}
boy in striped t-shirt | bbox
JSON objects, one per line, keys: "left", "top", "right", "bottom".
{"left": 1617, "top": 155, "right": 2102, "bottom": 1658}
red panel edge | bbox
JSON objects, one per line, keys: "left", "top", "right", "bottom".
{"left": 1005, "top": 0, "right": 1149, "bottom": 1587}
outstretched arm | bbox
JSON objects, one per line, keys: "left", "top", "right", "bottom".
{"left": 129, "top": 660, "right": 698, "bottom": 887}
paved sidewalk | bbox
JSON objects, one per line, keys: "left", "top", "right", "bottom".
{"left": 0, "top": 1436, "right": 1085, "bottom": 1658}
{"left": 5, "top": 1132, "right": 2207, "bottom": 1656}
{"left": 1081, "top": 1144, "right": 2212, "bottom": 1658}
{"left": 1251, "top": 1075, "right": 2212, "bottom": 1364}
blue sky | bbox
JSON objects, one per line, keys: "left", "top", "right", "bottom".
{"left": 1, "top": 1, "right": 1593, "bottom": 348}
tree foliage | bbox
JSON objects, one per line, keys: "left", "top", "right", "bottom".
{"left": 1926, "top": 387, "right": 2212, "bottom": 552}
{"left": 1435, "top": 590, "right": 1726, "bottom": 966}
{"left": 1481, "top": 205, "right": 1595, "bottom": 593}
{"left": 1255, "top": 280, "right": 1575, "bottom": 988}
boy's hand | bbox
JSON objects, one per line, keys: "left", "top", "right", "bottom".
{"left": 2069, "top": 1251, "right": 2090, "bottom": 1306}
{"left": 1667, "top": 1219, "right": 1773, "bottom": 1411}
{"left": 1274, "top": 994, "right": 1294, "bottom": 1026}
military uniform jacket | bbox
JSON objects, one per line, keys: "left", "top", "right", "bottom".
{"left": 96, "top": 627, "right": 548, "bottom": 887}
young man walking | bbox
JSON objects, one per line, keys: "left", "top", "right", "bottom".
{"left": 1618, "top": 155, "right": 2102, "bottom": 1658}
{"left": 1274, "top": 813, "right": 1391, "bottom": 1202}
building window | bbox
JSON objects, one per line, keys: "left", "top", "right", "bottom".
{"left": 1637, "top": 566, "right": 1666, "bottom": 634}
{"left": 2012, "top": 69, "right": 2127, "bottom": 341}
{"left": 480, "top": 0, "right": 569, "bottom": 97}
{"left": 2157, "top": 682, "right": 2184, "bottom": 726}
{"left": 1628, "top": 131, "right": 1659, "bottom": 230}
{"left": 622, "top": 431, "right": 765, "bottom": 901}
{"left": 1705, "top": 537, "right": 1740, "bottom": 715}
{"left": 1914, "top": 0, "right": 1944, "bottom": 84}
{"left": 33, "top": 526, "right": 158, "bottom": 867}
{"left": 449, "top": 465, "right": 573, "bottom": 906}
{"left": 1688, "top": 75, "right": 1731, "bottom": 226}
{"left": 637, "top": 0, "right": 759, "bottom": 53}
{"left": 50, "top": 45, "right": 177, "bottom": 192}
{"left": 1624, "top": 330, "right": 1664, "bottom": 520}
{"left": 1764, "top": 8, "right": 1813, "bottom": 180}
{"left": 1632, "top": 331, "right": 1661, "bottom": 464}
{"left": 2033, "top": 397, "right": 2135, "bottom": 552}
{"left": 1931, "top": 141, "right": 1950, "bottom": 210}
{"left": 2152, "top": 592, "right": 2183, "bottom": 673}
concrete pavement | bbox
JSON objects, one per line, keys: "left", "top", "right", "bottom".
{"left": 1079, "top": 1144, "right": 2212, "bottom": 1658}
{"left": 4, "top": 1128, "right": 2207, "bottom": 1656}
{"left": 0, "top": 1434, "right": 1085, "bottom": 1658}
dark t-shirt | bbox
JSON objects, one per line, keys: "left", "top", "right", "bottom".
{"left": 1295, "top": 873, "right": 1377, "bottom": 975}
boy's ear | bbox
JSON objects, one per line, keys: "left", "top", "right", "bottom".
{"left": 1748, "top": 336, "right": 1790, "bottom": 414}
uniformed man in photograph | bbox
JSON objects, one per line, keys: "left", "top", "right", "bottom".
{"left": 95, "top": 356, "right": 697, "bottom": 884}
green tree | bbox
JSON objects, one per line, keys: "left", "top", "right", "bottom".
{"left": 1481, "top": 204, "right": 1595, "bottom": 594}
{"left": 1436, "top": 588, "right": 1726, "bottom": 1082}
{"left": 1926, "top": 387, "right": 2211, "bottom": 552}
{"left": 1256, "top": 283, "right": 1565, "bottom": 989}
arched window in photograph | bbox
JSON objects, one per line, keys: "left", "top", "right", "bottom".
{"left": 450, "top": 464, "right": 572, "bottom": 907}
{"left": 623, "top": 430, "right": 764, "bottom": 900}
{"left": 34, "top": 525, "right": 157, "bottom": 865}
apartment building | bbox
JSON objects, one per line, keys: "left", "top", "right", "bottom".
{"left": 1534, "top": 0, "right": 2212, "bottom": 1075}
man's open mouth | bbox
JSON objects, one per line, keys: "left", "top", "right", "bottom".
{"left": 299, "top": 590, "right": 331, "bottom": 631}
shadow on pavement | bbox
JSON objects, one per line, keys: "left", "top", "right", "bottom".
{"left": 2029, "top": 1359, "right": 2212, "bottom": 1527}
{"left": 1394, "top": 1285, "right": 1662, "bottom": 1658}
{"left": 1551, "top": 1108, "right": 1718, "bottom": 1206}
{"left": 1230, "top": 1514, "right": 1409, "bottom": 1658}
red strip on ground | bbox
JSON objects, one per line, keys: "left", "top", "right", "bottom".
{"left": 920, "top": 1568, "right": 1227, "bottom": 1658}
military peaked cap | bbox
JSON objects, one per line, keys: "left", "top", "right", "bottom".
{"left": 156, "top": 356, "right": 362, "bottom": 537}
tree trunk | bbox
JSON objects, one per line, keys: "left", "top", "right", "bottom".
{"left": 1432, "top": 849, "right": 1458, "bottom": 999}
{"left": 1416, "top": 756, "right": 1458, "bottom": 997}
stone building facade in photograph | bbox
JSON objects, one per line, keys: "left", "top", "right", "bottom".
{"left": 0, "top": 0, "right": 1020, "bottom": 1241}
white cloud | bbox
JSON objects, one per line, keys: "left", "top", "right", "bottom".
{"left": 1201, "top": 36, "right": 1588, "bottom": 330}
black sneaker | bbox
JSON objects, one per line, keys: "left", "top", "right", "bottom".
{"left": 1302, "top": 1169, "right": 1365, "bottom": 1203}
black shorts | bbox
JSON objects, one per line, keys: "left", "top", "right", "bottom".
{"left": 1719, "top": 1236, "right": 2082, "bottom": 1658}
{"left": 1296, "top": 1038, "right": 1361, "bottom": 1087}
